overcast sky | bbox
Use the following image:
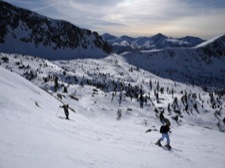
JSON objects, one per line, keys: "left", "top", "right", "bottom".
{"left": 5, "top": 0, "right": 225, "bottom": 39}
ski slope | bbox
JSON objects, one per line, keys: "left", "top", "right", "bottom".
{"left": 0, "top": 63, "right": 225, "bottom": 168}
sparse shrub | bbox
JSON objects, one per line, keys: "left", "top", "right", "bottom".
{"left": 154, "top": 108, "right": 159, "bottom": 113}
{"left": 69, "top": 95, "right": 79, "bottom": 101}
{"left": 57, "top": 93, "right": 64, "bottom": 99}
{"left": 1, "top": 57, "right": 9, "bottom": 63}
{"left": 43, "top": 77, "right": 48, "bottom": 83}
{"left": 193, "top": 103, "right": 199, "bottom": 113}
{"left": 63, "top": 86, "right": 68, "bottom": 93}
{"left": 117, "top": 109, "right": 122, "bottom": 120}
{"left": 15, "top": 62, "right": 20, "bottom": 66}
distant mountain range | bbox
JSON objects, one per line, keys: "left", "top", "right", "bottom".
{"left": 0, "top": 1, "right": 112, "bottom": 60}
{"left": 102, "top": 33, "right": 205, "bottom": 53}
{"left": 121, "top": 34, "right": 225, "bottom": 88}
{"left": 0, "top": 0, "right": 211, "bottom": 59}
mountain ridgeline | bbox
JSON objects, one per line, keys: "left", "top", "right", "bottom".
{"left": 102, "top": 33, "right": 205, "bottom": 53}
{"left": 0, "top": 1, "right": 112, "bottom": 60}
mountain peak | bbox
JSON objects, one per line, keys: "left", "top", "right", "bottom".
{"left": 152, "top": 33, "right": 167, "bottom": 38}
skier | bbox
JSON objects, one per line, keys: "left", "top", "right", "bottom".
{"left": 60, "top": 104, "right": 69, "bottom": 119}
{"left": 156, "top": 118, "right": 171, "bottom": 150}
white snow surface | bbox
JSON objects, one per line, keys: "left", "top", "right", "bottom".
{"left": 0, "top": 53, "right": 225, "bottom": 168}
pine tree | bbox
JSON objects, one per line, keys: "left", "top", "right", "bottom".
{"left": 63, "top": 86, "right": 68, "bottom": 93}
{"left": 54, "top": 76, "right": 59, "bottom": 92}
{"left": 149, "top": 80, "right": 152, "bottom": 91}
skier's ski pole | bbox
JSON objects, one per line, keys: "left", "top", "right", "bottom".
{"left": 56, "top": 106, "right": 60, "bottom": 116}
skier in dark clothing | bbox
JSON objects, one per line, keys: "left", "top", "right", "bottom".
{"left": 60, "top": 104, "right": 69, "bottom": 119}
{"left": 156, "top": 118, "right": 171, "bottom": 149}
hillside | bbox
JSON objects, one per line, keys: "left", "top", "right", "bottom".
{"left": 1, "top": 52, "right": 225, "bottom": 130}
{"left": 121, "top": 34, "right": 225, "bottom": 89}
{"left": 0, "top": 53, "right": 225, "bottom": 168}
{"left": 0, "top": 1, "right": 112, "bottom": 60}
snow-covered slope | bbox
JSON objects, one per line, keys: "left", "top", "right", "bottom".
{"left": 1, "top": 54, "right": 225, "bottom": 168}
{"left": 0, "top": 1, "right": 112, "bottom": 60}
{"left": 1, "top": 52, "right": 225, "bottom": 129}
{"left": 103, "top": 33, "right": 205, "bottom": 53}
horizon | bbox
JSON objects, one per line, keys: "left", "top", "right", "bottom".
{"left": 3, "top": 0, "right": 225, "bottom": 40}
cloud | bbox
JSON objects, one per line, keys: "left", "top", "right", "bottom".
{"left": 5, "top": 0, "right": 225, "bottom": 39}
{"left": 6, "top": 0, "right": 51, "bottom": 10}
{"left": 180, "top": 0, "right": 225, "bottom": 9}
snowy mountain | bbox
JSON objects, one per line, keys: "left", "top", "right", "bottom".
{"left": 121, "top": 34, "right": 225, "bottom": 89}
{"left": 1, "top": 52, "right": 225, "bottom": 168}
{"left": 0, "top": 1, "right": 225, "bottom": 167}
{"left": 0, "top": 1, "right": 112, "bottom": 60}
{"left": 102, "top": 33, "right": 205, "bottom": 53}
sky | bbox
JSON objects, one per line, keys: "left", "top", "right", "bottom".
{"left": 4, "top": 0, "right": 225, "bottom": 39}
